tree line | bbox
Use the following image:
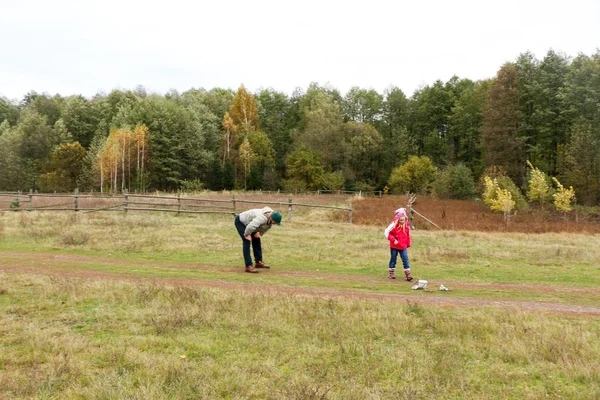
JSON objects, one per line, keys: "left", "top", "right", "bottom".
{"left": 1, "top": 49, "right": 599, "bottom": 205}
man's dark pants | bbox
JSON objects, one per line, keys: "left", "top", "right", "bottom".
{"left": 234, "top": 215, "right": 262, "bottom": 267}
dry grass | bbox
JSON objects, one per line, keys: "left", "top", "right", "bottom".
{"left": 353, "top": 195, "right": 600, "bottom": 233}
{"left": 1, "top": 209, "right": 599, "bottom": 398}
{"left": 1, "top": 274, "right": 599, "bottom": 399}
{"left": 0, "top": 191, "right": 352, "bottom": 223}
{"left": 12, "top": 190, "right": 600, "bottom": 234}
{"left": 3, "top": 191, "right": 600, "bottom": 234}
{"left": 2, "top": 211, "right": 600, "bottom": 291}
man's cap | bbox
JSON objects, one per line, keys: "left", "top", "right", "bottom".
{"left": 271, "top": 211, "right": 282, "bottom": 225}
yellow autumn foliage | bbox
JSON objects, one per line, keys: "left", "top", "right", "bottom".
{"left": 552, "top": 177, "right": 575, "bottom": 213}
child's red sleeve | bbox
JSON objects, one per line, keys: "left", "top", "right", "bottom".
{"left": 387, "top": 231, "right": 395, "bottom": 242}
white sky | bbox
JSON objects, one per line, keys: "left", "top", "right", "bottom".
{"left": 1, "top": 0, "right": 599, "bottom": 101}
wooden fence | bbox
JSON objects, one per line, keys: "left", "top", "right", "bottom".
{"left": 0, "top": 191, "right": 353, "bottom": 223}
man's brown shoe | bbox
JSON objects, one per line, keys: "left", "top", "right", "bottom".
{"left": 255, "top": 261, "right": 270, "bottom": 269}
{"left": 245, "top": 266, "right": 259, "bottom": 273}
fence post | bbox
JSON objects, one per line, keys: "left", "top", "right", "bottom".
{"left": 28, "top": 189, "right": 33, "bottom": 211}
{"left": 124, "top": 194, "right": 128, "bottom": 213}
{"left": 177, "top": 192, "right": 181, "bottom": 215}
{"left": 348, "top": 206, "right": 353, "bottom": 224}
{"left": 74, "top": 188, "right": 79, "bottom": 211}
{"left": 232, "top": 194, "right": 236, "bottom": 214}
{"left": 287, "top": 197, "right": 292, "bottom": 222}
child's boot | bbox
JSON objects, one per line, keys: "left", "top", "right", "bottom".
{"left": 388, "top": 268, "right": 396, "bottom": 279}
{"left": 404, "top": 269, "right": 413, "bottom": 281}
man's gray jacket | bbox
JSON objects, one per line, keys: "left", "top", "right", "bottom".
{"left": 238, "top": 207, "right": 274, "bottom": 237}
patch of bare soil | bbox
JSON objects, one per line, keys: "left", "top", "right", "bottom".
{"left": 1, "top": 252, "right": 598, "bottom": 316}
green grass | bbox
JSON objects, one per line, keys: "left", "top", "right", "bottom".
{"left": 0, "top": 211, "right": 599, "bottom": 399}
{"left": 1, "top": 274, "right": 599, "bottom": 399}
{"left": 1, "top": 211, "right": 598, "bottom": 305}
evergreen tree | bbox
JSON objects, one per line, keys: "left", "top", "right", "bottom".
{"left": 206, "top": 158, "right": 224, "bottom": 191}
{"left": 482, "top": 63, "right": 526, "bottom": 186}
{"left": 246, "top": 164, "right": 263, "bottom": 190}
{"left": 531, "top": 50, "right": 570, "bottom": 174}
{"left": 222, "top": 160, "right": 235, "bottom": 190}
{"left": 560, "top": 120, "right": 600, "bottom": 205}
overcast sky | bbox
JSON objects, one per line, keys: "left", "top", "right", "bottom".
{"left": 1, "top": 0, "right": 599, "bottom": 101}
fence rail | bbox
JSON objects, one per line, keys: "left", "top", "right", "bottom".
{"left": 0, "top": 191, "right": 353, "bottom": 223}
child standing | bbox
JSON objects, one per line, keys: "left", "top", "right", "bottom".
{"left": 386, "top": 208, "right": 413, "bottom": 281}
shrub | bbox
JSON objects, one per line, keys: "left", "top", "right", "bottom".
{"left": 552, "top": 177, "right": 576, "bottom": 213}
{"left": 350, "top": 181, "right": 375, "bottom": 193}
{"left": 321, "top": 171, "right": 345, "bottom": 191}
{"left": 9, "top": 197, "right": 20, "bottom": 210}
{"left": 388, "top": 155, "right": 438, "bottom": 194}
{"left": 434, "top": 164, "right": 475, "bottom": 199}
{"left": 483, "top": 177, "right": 516, "bottom": 221}
{"left": 180, "top": 179, "right": 204, "bottom": 193}
{"left": 491, "top": 188, "right": 515, "bottom": 217}
{"left": 479, "top": 166, "right": 527, "bottom": 210}
{"left": 526, "top": 161, "right": 553, "bottom": 207}
{"left": 496, "top": 175, "right": 527, "bottom": 210}
{"left": 39, "top": 171, "right": 69, "bottom": 193}
{"left": 282, "top": 178, "right": 307, "bottom": 193}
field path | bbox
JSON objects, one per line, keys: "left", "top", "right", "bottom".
{"left": 1, "top": 250, "right": 599, "bottom": 316}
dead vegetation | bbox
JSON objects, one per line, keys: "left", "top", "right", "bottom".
{"left": 352, "top": 195, "right": 600, "bottom": 233}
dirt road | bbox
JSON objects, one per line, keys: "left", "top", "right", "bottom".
{"left": 1, "top": 251, "right": 599, "bottom": 316}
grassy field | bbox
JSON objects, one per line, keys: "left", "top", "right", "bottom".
{"left": 1, "top": 210, "right": 599, "bottom": 399}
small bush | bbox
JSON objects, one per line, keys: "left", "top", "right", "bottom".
{"left": 552, "top": 177, "right": 576, "bottom": 213}
{"left": 434, "top": 164, "right": 476, "bottom": 199}
{"left": 180, "top": 179, "right": 204, "bottom": 193}
{"left": 9, "top": 198, "right": 20, "bottom": 210}
{"left": 350, "top": 181, "right": 375, "bottom": 193}
{"left": 282, "top": 178, "right": 308, "bottom": 193}
{"left": 388, "top": 155, "right": 438, "bottom": 194}
{"left": 483, "top": 176, "right": 516, "bottom": 220}
{"left": 480, "top": 168, "right": 527, "bottom": 210}
{"left": 526, "top": 161, "right": 553, "bottom": 207}
{"left": 321, "top": 171, "right": 345, "bottom": 191}
{"left": 496, "top": 175, "right": 527, "bottom": 210}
